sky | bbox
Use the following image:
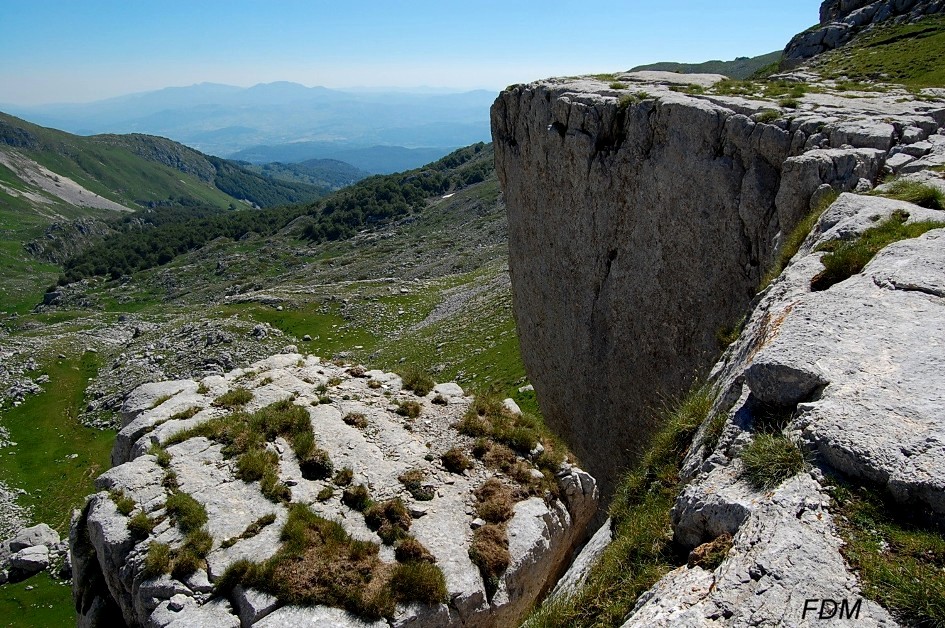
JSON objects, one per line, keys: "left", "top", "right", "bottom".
{"left": 1, "top": 0, "right": 823, "bottom": 106}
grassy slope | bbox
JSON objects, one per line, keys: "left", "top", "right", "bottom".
{"left": 812, "top": 14, "right": 945, "bottom": 87}
{"left": 0, "top": 351, "right": 114, "bottom": 532}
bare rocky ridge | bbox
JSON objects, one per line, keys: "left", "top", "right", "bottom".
{"left": 72, "top": 353, "right": 597, "bottom": 627}
{"left": 491, "top": 70, "right": 945, "bottom": 496}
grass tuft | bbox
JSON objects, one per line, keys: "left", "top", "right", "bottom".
{"left": 398, "top": 469, "right": 434, "bottom": 501}
{"left": 874, "top": 179, "right": 945, "bottom": 210}
{"left": 142, "top": 542, "right": 172, "bottom": 578}
{"left": 213, "top": 386, "right": 254, "bottom": 408}
{"left": 400, "top": 366, "right": 435, "bottom": 396}
{"left": 739, "top": 433, "right": 806, "bottom": 490}
{"left": 441, "top": 447, "right": 472, "bottom": 474}
{"left": 469, "top": 523, "right": 510, "bottom": 600}
{"left": 342, "top": 484, "right": 373, "bottom": 512}
{"left": 165, "top": 491, "right": 208, "bottom": 533}
{"left": 811, "top": 210, "right": 945, "bottom": 291}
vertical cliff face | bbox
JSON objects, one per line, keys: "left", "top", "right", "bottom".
{"left": 491, "top": 72, "right": 939, "bottom": 494}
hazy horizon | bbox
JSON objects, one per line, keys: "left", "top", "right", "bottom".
{"left": 1, "top": 0, "right": 821, "bottom": 107}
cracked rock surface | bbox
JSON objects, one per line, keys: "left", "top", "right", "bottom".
{"left": 71, "top": 353, "right": 598, "bottom": 627}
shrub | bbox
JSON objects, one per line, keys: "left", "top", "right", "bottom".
{"left": 109, "top": 489, "right": 136, "bottom": 516}
{"left": 142, "top": 542, "right": 171, "bottom": 578}
{"left": 333, "top": 467, "right": 353, "bottom": 486}
{"left": 398, "top": 469, "right": 434, "bottom": 501}
{"left": 441, "top": 447, "right": 472, "bottom": 474}
{"left": 432, "top": 394, "right": 448, "bottom": 405}
{"left": 394, "top": 537, "right": 435, "bottom": 563}
{"left": 400, "top": 367, "right": 435, "bottom": 396}
{"left": 343, "top": 412, "right": 368, "bottom": 428}
{"left": 166, "top": 491, "right": 208, "bottom": 533}
{"left": 739, "top": 434, "right": 806, "bottom": 490}
{"left": 367, "top": 379, "right": 382, "bottom": 389}
{"left": 396, "top": 400, "right": 422, "bottom": 418}
{"left": 127, "top": 511, "right": 155, "bottom": 539}
{"left": 213, "top": 387, "right": 253, "bottom": 408}
{"left": 317, "top": 486, "right": 334, "bottom": 501}
{"left": 342, "top": 484, "right": 372, "bottom": 512}
{"left": 609, "top": 81, "right": 628, "bottom": 90}
{"left": 389, "top": 562, "right": 449, "bottom": 604}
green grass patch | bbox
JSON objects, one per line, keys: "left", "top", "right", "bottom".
{"left": 165, "top": 491, "right": 208, "bottom": 533}
{"left": 212, "top": 386, "right": 253, "bottom": 408}
{"left": 0, "top": 351, "right": 114, "bottom": 532}
{"left": 811, "top": 210, "right": 945, "bottom": 291}
{"left": 815, "top": 14, "right": 945, "bottom": 88}
{"left": 874, "top": 180, "right": 945, "bottom": 210}
{"left": 831, "top": 481, "right": 945, "bottom": 626}
{"left": 526, "top": 384, "right": 714, "bottom": 627}
{"left": 760, "top": 188, "right": 839, "bottom": 290}
{"left": 0, "top": 572, "right": 75, "bottom": 627}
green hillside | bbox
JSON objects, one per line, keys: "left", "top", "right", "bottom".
{"left": 0, "top": 113, "right": 328, "bottom": 211}
{"left": 238, "top": 158, "right": 370, "bottom": 190}
{"left": 811, "top": 14, "right": 945, "bottom": 87}
{"left": 630, "top": 50, "right": 781, "bottom": 79}
{"left": 58, "top": 142, "right": 493, "bottom": 283}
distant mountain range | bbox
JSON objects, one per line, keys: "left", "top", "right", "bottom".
{"left": 630, "top": 50, "right": 781, "bottom": 80}
{"left": 1, "top": 82, "right": 495, "bottom": 173}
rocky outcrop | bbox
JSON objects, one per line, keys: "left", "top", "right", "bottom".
{"left": 491, "top": 71, "right": 945, "bottom": 494}
{"left": 783, "top": 0, "right": 945, "bottom": 65}
{"left": 72, "top": 353, "right": 597, "bottom": 627}
{"left": 0, "top": 523, "right": 69, "bottom": 584}
{"left": 619, "top": 168, "right": 945, "bottom": 625}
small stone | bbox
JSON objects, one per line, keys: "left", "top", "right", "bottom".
{"left": 302, "top": 334, "right": 312, "bottom": 342}
{"left": 470, "top": 518, "right": 486, "bottom": 529}
{"left": 168, "top": 593, "right": 189, "bottom": 612}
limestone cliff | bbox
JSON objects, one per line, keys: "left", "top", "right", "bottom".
{"left": 492, "top": 71, "right": 945, "bottom": 493}
{"left": 494, "top": 62, "right": 945, "bottom": 628}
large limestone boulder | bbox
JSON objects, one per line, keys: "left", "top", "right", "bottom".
{"left": 72, "top": 354, "right": 598, "bottom": 627}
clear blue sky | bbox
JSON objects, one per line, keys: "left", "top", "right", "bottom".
{"left": 1, "top": 0, "right": 822, "bottom": 105}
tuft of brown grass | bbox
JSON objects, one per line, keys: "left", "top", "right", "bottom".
{"left": 474, "top": 479, "right": 514, "bottom": 524}
{"left": 469, "top": 523, "right": 510, "bottom": 599}
{"left": 441, "top": 447, "right": 472, "bottom": 474}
